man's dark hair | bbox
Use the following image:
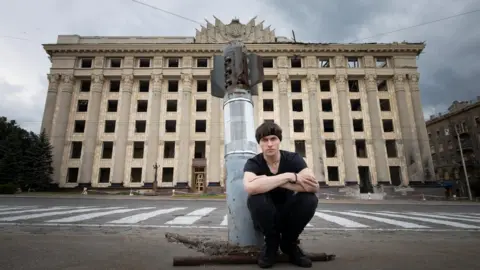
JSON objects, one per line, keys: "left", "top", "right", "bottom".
{"left": 255, "top": 121, "right": 282, "bottom": 143}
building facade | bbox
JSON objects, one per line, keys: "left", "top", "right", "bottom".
{"left": 40, "top": 17, "right": 436, "bottom": 193}
{"left": 426, "top": 98, "right": 480, "bottom": 198}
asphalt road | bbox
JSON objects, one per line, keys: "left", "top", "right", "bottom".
{"left": 0, "top": 196, "right": 479, "bottom": 269}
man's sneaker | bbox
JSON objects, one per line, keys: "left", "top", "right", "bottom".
{"left": 280, "top": 240, "right": 312, "bottom": 268}
{"left": 257, "top": 240, "right": 279, "bottom": 268}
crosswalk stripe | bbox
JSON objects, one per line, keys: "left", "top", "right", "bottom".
{"left": 437, "top": 213, "right": 480, "bottom": 220}
{"left": 221, "top": 215, "right": 228, "bottom": 226}
{"left": 368, "top": 212, "right": 480, "bottom": 229}
{"left": 406, "top": 212, "right": 480, "bottom": 223}
{"left": 343, "top": 211, "right": 429, "bottom": 228}
{"left": 107, "top": 207, "right": 186, "bottom": 224}
{"left": 45, "top": 207, "right": 156, "bottom": 223}
{"left": 166, "top": 207, "right": 217, "bottom": 225}
{"left": 0, "top": 207, "right": 74, "bottom": 215}
{"left": 0, "top": 207, "right": 123, "bottom": 222}
{"left": 0, "top": 206, "right": 36, "bottom": 212}
{"left": 314, "top": 211, "right": 369, "bottom": 228}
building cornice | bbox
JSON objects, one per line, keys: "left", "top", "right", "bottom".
{"left": 43, "top": 42, "right": 425, "bottom": 56}
{"left": 426, "top": 100, "right": 480, "bottom": 126}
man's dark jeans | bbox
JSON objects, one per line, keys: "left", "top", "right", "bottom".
{"left": 247, "top": 192, "right": 318, "bottom": 244}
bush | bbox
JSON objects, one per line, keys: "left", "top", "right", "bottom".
{"left": 0, "top": 183, "right": 18, "bottom": 194}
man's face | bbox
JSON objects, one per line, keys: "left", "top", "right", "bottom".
{"left": 259, "top": 135, "right": 280, "bottom": 156}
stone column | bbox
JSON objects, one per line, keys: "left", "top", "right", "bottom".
{"left": 408, "top": 73, "right": 435, "bottom": 181}
{"left": 365, "top": 73, "right": 389, "bottom": 184}
{"left": 40, "top": 74, "right": 61, "bottom": 137}
{"left": 52, "top": 74, "right": 75, "bottom": 185}
{"left": 111, "top": 74, "right": 134, "bottom": 186}
{"left": 306, "top": 73, "right": 325, "bottom": 182}
{"left": 277, "top": 72, "right": 291, "bottom": 150}
{"left": 335, "top": 74, "right": 358, "bottom": 184}
{"left": 176, "top": 73, "right": 193, "bottom": 187}
{"left": 393, "top": 73, "right": 423, "bottom": 185}
{"left": 208, "top": 96, "right": 222, "bottom": 189}
{"left": 79, "top": 74, "right": 104, "bottom": 185}
{"left": 145, "top": 74, "right": 163, "bottom": 184}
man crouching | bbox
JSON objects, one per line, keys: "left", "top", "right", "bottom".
{"left": 243, "top": 121, "right": 320, "bottom": 268}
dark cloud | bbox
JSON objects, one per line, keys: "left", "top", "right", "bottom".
{"left": 265, "top": 0, "right": 480, "bottom": 117}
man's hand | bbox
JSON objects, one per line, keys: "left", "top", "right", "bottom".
{"left": 294, "top": 170, "right": 319, "bottom": 192}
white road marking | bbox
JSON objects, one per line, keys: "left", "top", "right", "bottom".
{"left": 314, "top": 211, "right": 369, "bottom": 228}
{"left": 368, "top": 212, "right": 480, "bottom": 229}
{"left": 165, "top": 207, "right": 216, "bottom": 225}
{"left": 0, "top": 207, "right": 123, "bottom": 222}
{"left": 45, "top": 207, "right": 156, "bottom": 223}
{"left": 406, "top": 212, "right": 480, "bottom": 223}
{"left": 343, "top": 211, "right": 429, "bottom": 228}
{"left": 0, "top": 206, "right": 37, "bottom": 212}
{"left": 108, "top": 207, "right": 186, "bottom": 224}
{"left": 436, "top": 213, "right": 480, "bottom": 220}
{"left": 0, "top": 207, "right": 74, "bottom": 215}
{"left": 220, "top": 215, "right": 227, "bottom": 226}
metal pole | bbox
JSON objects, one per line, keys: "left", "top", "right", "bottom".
{"left": 455, "top": 126, "right": 472, "bottom": 200}
{"left": 223, "top": 89, "right": 263, "bottom": 247}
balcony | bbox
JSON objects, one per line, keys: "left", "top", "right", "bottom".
{"left": 456, "top": 140, "right": 474, "bottom": 151}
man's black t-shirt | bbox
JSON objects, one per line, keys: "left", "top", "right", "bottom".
{"left": 243, "top": 150, "right": 308, "bottom": 204}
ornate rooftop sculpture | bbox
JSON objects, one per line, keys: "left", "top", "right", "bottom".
{"left": 195, "top": 16, "right": 276, "bottom": 43}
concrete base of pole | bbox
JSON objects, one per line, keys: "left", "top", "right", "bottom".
{"left": 223, "top": 89, "right": 264, "bottom": 247}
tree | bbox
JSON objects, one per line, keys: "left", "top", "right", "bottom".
{"left": 22, "top": 130, "right": 54, "bottom": 191}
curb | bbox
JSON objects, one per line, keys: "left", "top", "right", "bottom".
{"left": 0, "top": 194, "right": 478, "bottom": 206}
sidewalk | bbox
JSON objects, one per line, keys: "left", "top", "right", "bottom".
{"left": 1, "top": 193, "right": 478, "bottom": 205}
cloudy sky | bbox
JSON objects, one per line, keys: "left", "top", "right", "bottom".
{"left": 1, "top": 0, "right": 479, "bottom": 133}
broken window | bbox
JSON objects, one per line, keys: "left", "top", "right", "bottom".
{"left": 70, "top": 142, "right": 82, "bottom": 159}
{"left": 348, "top": 80, "right": 359, "bottom": 92}
{"left": 320, "top": 80, "right": 330, "bottom": 91}
{"left": 109, "top": 80, "right": 120, "bottom": 92}
{"left": 318, "top": 58, "right": 330, "bottom": 68}
{"left": 379, "top": 99, "right": 391, "bottom": 111}
{"left": 382, "top": 119, "right": 394, "bottom": 132}
{"left": 168, "top": 80, "right": 178, "bottom": 92}
{"left": 139, "top": 80, "right": 150, "bottom": 92}
{"left": 79, "top": 58, "right": 93, "bottom": 68}
{"left": 325, "top": 140, "right": 337, "bottom": 158}
{"left": 98, "top": 168, "right": 110, "bottom": 183}
{"left": 165, "top": 120, "right": 176, "bottom": 133}
{"left": 102, "top": 141, "right": 113, "bottom": 159}
{"left": 167, "top": 58, "right": 180, "bottom": 68}
{"left": 135, "top": 120, "right": 146, "bottom": 133}
{"left": 292, "top": 99, "right": 303, "bottom": 112}
{"left": 291, "top": 80, "right": 302, "bottom": 92}
{"left": 107, "top": 100, "right": 118, "bottom": 112}
{"left": 290, "top": 57, "right": 302, "bottom": 68}
{"left": 327, "top": 166, "right": 339, "bottom": 181}
{"left": 197, "top": 80, "right": 207, "bottom": 92}
{"left": 385, "top": 140, "right": 397, "bottom": 157}
{"left": 137, "top": 100, "right": 148, "bottom": 112}
{"left": 195, "top": 120, "right": 206, "bottom": 132}
{"left": 166, "top": 100, "right": 177, "bottom": 112}
{"left": 162, "top": 168, "right": 174, "bottom": 182}
{"left": 109, "top": 58, "right": 122, "bottom": 68}
{"left": 130, "top": 168, "right": 142, "bottom": 183}
{"left": 262, "top": 58, "right": 274, "bottom": 68}
{"left": 74, "top": 120, "right": 85, "bottom": 133}
{"left": 196, "top": 58, "right": 208, "bottom": 67}
{"left": 355, "top": 140, "right": 367, "bottom": 158}
{"left": 293, "top": 120, "right": 304, "bottom": 132}
{"left": 353, "top": 119, "right": 364, "bottom": 132}
{"left": 377, "top": 80, "right": 388, "bottom": 91}
{"left": 67, "top": 168, "right": 79, "bottom": 183}
{"left": 164, "top": 141, "right": 175, "bottom": 158}
{"left": 263, "top": 99, "right": 274, "bottom": 111}
{"left": 138, "top": 58, "right": 151, "bottom": 68}
{"left": 389, "top": 166, "right": 402, "bottom": 186}
{"left": 133, "top": 141, "right": 144, "bottom": 159}
{"left": 347, "top": 57, "right": 360, "bottom": 68}
{"left": 323, "top": 119, "right": 334, "bottom": 132}
{"left": 104, "top": 120, "right": 116, "bottom": 133}
{"left": 262, "top": 80, "right": 273, "bottom": 91}
{"left": 322, "top": 99, "right": 332, "bottom": 112}
{"left": 80, "top": 80, "right": 91, "bottom": 92}
{"left": 350, "top": 99, "right": 361, "bottom": 111}
{"left": 194, "top": 141, "right": 206, "bottom": 158}
{"left": 294, "top": 140, "right": 306, "bottom": 157}
{"left": 77, "top": 100, "right": 88, "bottom": 112}
{"left": 196, "top": 100, "right": 207, "bottom": 112}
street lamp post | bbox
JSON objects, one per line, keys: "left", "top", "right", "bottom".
{"left": 153, "top": 162, "right": 159, "bottom": 193}
{"left": 454, "top": 125, "right": 472, "bottom": 200}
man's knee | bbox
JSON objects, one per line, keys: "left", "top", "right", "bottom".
{"left": 295, "top": 192, "right": 318, "bottom": 211}
{"left": 247, "top": 193, "right": 271, "bottom": 211}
